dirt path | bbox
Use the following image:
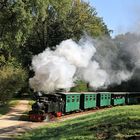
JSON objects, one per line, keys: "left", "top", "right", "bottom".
{"left": 0, "top": 100, "right": 112, "bottom": 140}
{"left": 0, "top": 100, "right": 53, "bottom": 140}
{"left": 0, "top": 100, "right": 33, "bottom": 140}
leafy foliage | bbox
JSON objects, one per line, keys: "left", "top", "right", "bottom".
{"left": 0, "top": 63, "right": 27, "bottom": 104}
{"left": 0, "top": 99, "right": 19, "bottom": 116}
{"left": 0, "top": 0, "right": 110, "bottom": 101}
{"left": 70, "top": 80, "right": 88, "bottom": 92}
{"left": 24, "top": 0, "right": 111, "bottom": 56}
{"left": 0, "top": 0, "right": 36, "bottom": 101}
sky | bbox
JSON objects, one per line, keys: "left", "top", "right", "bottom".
{"left": 86, "top": 0, "right": 140, "bottom": 37}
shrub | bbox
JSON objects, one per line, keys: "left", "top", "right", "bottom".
{"left": 70, "top": 80, "right": 88, "bottom": 92}
{"left": 0, "top": 65, "right": 27, "bottom": 104}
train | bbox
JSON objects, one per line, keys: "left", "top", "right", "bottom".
{"left": 29, "top": 92, "right": 140, "bottom": 122}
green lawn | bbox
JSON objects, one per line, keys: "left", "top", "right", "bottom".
{"left": 0, "top": 99, "right": 19, "bottom": 116}
{"left": 17, "top": 105, "right": 140, "bottom": 140}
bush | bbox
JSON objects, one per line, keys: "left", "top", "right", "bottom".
{"left": 0, "top": 65, "right": 27, "bottom": 104}
{"left": 70, "top": 80, "right": 88, "bottom": 92}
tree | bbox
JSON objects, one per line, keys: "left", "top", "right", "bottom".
{"left": 70, "top": 80, "right": 88, "bottom": 92}
{"left": 64, "top": 0, "right": 111, "bottom": 39}
{"left": 0, "top": 64, "right": 27, "bottom": 104}
{"left": 0, "top": 0, "right": 38, "bottom": 102}
{"left": 0, "top": 0, "right": 111, "bottom": 100}
{"left": 22, "top": 0, "right": 111, "bottom": 66}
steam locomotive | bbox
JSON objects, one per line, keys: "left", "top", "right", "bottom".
{"left": 29, "top": 91, "right": 140, "bottom": 122}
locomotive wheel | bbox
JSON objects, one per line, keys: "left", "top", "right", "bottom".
{"left": 29, "top": 114, "right": 44, "bottom": 122}
{"left": 56, "top": 112, "right": 62, "bottom": 117}
{"left": 35, "top": 115, "right": 43, "bottom": 122}
{"left": 36, "top": 115, "right": 42, "bottom": 122}
{"left": 29, "top": 115, "right": 32, "bottom": 121}
{"left": 29, "top": 114, "right": 36, "bottom": 121}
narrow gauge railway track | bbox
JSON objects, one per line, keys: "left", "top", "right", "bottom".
{"left": 45, "top": 106, "right": 113, "bottom": 122}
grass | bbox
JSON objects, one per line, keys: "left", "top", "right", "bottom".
{"left": 0, "top": 99, "right": 19, "bottom": 116}
{"left": 28, "top": 100, "right": 35, "bottom": 106}
{"left": 19, "top": 99, "right": 35, "bottom": 121}
{"left": 16, "top": 105, "right": 140, "bottom": 140}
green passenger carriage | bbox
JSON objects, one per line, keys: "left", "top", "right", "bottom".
{"left": 126, "top": 92, "right": 140, "bottom": 104}
{"left": 111, "top": 92, "right": 126, "bottom": 106}
{"left": 58, "top": 92, "right": 81, "bottom": 113}
{"left": 80, "top": 92, "right": 97, "bottom": 109}
{"left": 97, "top": 92, "right": 111, "bottom": 107}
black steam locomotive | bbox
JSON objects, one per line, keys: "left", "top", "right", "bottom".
{"left": 29, "top": 92, "right": 65, "bottom": 121}
{"left": 29, "top": 91, "right": 140, "bottom": 122}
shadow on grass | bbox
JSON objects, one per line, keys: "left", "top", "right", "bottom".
{"left": 0, "top": 122, "right": 34, "bottom": 140}
{"left": 0, "top": 99, "right": 19, "bottom": 116}
{"left": 17, "top": 106, "right": 140, "bottom": 140}
{"left": 0, "top": 104, "right": 12, "bottom": 116}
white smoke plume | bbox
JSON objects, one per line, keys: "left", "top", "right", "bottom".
{"left": 29, "top": 35, "right": 139, "bottom": 93}
{"left": 29, "top": 38, "right": 106, "bottom": 92}
{"left": 77, "top": 61, "right": 108, "bottom": 88}
{"left": 93, "top": 36, "right": 136, "bottom": 87}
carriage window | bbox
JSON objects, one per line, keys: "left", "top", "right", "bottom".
{"left": 67, "top": 99, "right": 70, "bottom": 103}
{"left": 72, "top": 96, "right": 75, "bottom": 99}
{"left": 77, "top": 96, "right": 79, "bottom": 102}
{"left": 90, "top": 96, "right": 92, "bottom": 100}
{"left": 72, "top": 99, "right": 75, "bottom": 102}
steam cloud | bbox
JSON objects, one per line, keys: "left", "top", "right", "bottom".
{"left": 29, "top": 34, "right": 140, "bottom": 93}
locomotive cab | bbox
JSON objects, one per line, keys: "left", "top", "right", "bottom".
{"left": 29, "top": 92, "right": 64, "bottom": 122}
